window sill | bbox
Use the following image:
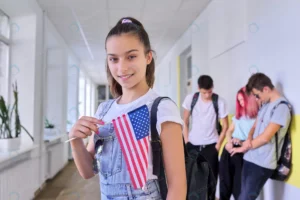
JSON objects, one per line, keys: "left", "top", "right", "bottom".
{"left": 44, "top": 134, "right": 66, "bottom": 144}
{"left": 0, "top": 144, "right": 39, "bottom": 172}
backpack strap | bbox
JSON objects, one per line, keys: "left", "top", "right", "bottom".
{"left": 150, "top": 97, "right": 169, "bottom": 200}
{"left": 212, "top": 93, "right": 219, "bottom": 120}
{"left": 270, "top": 101, "right": 292, "bottom": 161}
{"left": 151, "top": 96, "right": 189, "bottom": 200}
{"left": 190, "top": 92, "right": 200, "bottom": 115}
{"left": 212, "top": 93, "right": 219, "bottom": 130}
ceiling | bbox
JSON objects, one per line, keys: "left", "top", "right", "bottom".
{"left": 37, "top": 0, "right": 211, "bottom": 85}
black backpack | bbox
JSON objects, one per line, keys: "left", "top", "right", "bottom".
{"left": 190, "top": 92, "right": 222, "bottom": 134}
{"left": 270, "top": 101, "right": 293, "bottom": 181}
{"left": 151, "top": 97, "right": 216, "bottom": 200}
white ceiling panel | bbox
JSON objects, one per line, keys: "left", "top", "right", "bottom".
{"left": 37, "top": 0, "right": 211, "bottom": 85}
{"left": 108, "top": 0, "right": 145, "bottom": 10}
{"left": 144, "top": 0, "right": 182, "bottom": 12}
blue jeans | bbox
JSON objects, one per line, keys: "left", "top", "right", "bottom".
{"left": 239, "top": 160, "right": 274, "bottom": 200}
{"left": 100, "top": 179, "right": 162, "bottom": 200}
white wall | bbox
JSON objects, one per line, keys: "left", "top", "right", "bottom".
{"left": 155, "top": 0, "right": 300, "bottom": 199}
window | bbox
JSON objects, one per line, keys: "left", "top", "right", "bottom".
{"left": 0, "top": 9, "right": 10, "bottom": 98}
{"left": 85, "top": 80, "right": 91, "bottom": 117}
{"left": 0, "top": 9, "right": 10, "bottom": 38}
{"left": 78, "top": 76, "right": 86, "bottom": 117}
{"left": 97, "top": 85, "right": 106, "bottom": 100}
{"left": 109, "top": 90, "right": 113, "bottom": 99}
{"left": 0, "top": 42, "right": 9, "bottom": 95}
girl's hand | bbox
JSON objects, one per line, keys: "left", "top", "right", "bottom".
{"left": 225, "top": 142, "right": 233, "bottom": 152}
{"left": 69, "top": 117, "right": 103, "bottom": 139}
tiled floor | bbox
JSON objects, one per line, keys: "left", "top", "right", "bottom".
{"left": 34, "top": 160, "right": 100, "bottom": 200}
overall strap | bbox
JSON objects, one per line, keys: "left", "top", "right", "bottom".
{"left": 97, "top": 99, "right": 115, "bottom": 120}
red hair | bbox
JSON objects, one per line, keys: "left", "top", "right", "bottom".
{"left": 235, "top": 87, "right": 258, "bottom": 119}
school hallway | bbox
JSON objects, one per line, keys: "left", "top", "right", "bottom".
{"left": 1, "top": 0, "right": 300, "bottom": 199}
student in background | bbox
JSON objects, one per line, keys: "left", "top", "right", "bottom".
{"left": 182, "top": 75, "right": 229, "bottom": 198}
{"left": 219, "top": 87, "right": 258, "bottom": 200}
{"left": 231, "top": 73, "right": 291, "bottom": 200}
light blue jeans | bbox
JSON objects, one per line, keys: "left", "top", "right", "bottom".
{"left": 100, "top": 179, "right": 162, "bottom": 200}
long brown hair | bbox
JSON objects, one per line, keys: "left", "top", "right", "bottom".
{"left": 105, "top": 17, "right": 155, "bottom": 98}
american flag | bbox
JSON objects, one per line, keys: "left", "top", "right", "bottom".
{"left": 112, "top": 105, "right": 150, "bottom": 189}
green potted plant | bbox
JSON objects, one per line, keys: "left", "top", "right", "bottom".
{"left": 44, "top": 118, "right": 58, "bottom": 139}
{"left": 0, "top": 82, "right": 33, "bottom": 151}
{"left": 45, "top": 118, "right": 55, "bottom": 129}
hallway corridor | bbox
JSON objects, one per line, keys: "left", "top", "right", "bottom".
{"left": 34, "top": 161, "right": 100, "bottom": 200}
{"left": 1, "top": 0, "right": 300, "bottom": 199}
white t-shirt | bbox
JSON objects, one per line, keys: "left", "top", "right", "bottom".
{"left": 94, "top": 89, "right": 183, "bottom": 180}
{"left": 182, "top": 93, "right": 228, "bottom": 145}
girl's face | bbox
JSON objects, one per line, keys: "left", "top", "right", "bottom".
{"left": 106, "top": 34, "right": 152, "bottom": 90}
{"left": 237, "top": 93, "right": 245, "bottom": 107}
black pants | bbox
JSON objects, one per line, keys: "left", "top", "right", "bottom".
{"left": 187, "top": 142, "right": 219, "bottom": 198}
{"left": 219, "top": 146, "right": 244, "bottom": 200}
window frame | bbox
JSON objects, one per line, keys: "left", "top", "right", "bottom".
{"left": 0, "top": 9, "right": 11, "bottom": 101}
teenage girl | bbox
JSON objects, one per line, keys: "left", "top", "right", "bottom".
{"left": 219, "top": 87, "right": 258, "bottom": 200}
{"left": 69, "top": 17, "right": 187, "bottom": 200}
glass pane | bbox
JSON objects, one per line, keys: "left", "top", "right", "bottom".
{"left": 86, "top": 81, "right": 91, "bottom": 117}
{"left": 0, "top": 10, "right": 9, "bottom": 38}
{"left": 109, "top": 91, "right": 113, "bottom": 99}
{"left": 78, "top": 77, "right": 85, "bottom": 117}
{"left": 97, "top": 85, "right": 106, "bottom": 100}
{"left": 0, "top": 41, "right": 9, "bottom": 97}
{"left": 108, "top": 86, "right": 113, "bottom": 99}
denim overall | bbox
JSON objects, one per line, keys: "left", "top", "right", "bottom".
{"left": 93, "top": 100, "right": 162, "bottom": 200}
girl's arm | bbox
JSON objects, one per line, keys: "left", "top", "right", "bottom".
{"left": 224, "top": 122, "right": 235, "bottom": 151}
{"left": 216, "top": 116, "right": 229, "bottom": 151}
{"left": 69, "top": 116, "right": 100, "bottom": 179}
{"left": 225, "top": 122, "right": 235, "bottom": 142}
{"left": 160, "top": 121, "right": 187, "bottom": 200}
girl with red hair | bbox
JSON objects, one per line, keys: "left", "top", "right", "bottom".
{"left": 219, "top": 87, "right": 258, "bottom": 200}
